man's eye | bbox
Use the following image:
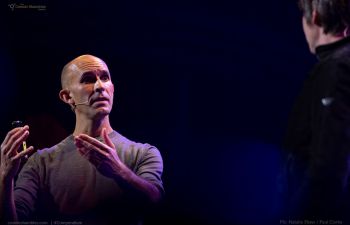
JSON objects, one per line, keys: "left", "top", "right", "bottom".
{"left": 81, "top": 76, "right": 96, "bottom": 83}
{"left": 100, "top": 75, "right": 110, "bottom": 81}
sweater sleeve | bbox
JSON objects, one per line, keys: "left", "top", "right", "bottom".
{"left": 136, "top": 144, "right": 164, "bottom": 195}
{"left": 14, "top": 154, "right": 41, "bottom": 220}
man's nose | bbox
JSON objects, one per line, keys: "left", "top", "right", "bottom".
{"left": 94, "top": 78, "right": 105, "bottom": 92}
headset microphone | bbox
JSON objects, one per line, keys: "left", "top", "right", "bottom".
{"left": 73, "top": 101, "right": 89, "bottom": 107}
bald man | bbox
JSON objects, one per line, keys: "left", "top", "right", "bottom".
{"left": 0, "top": 55, "right": 164, "bottom": 224}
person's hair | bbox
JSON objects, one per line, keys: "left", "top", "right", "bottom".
{"left": 298, "top": 0, "right": 350, "bottom": 34}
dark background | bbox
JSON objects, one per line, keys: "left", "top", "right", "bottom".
{"left": 2, "top": 0, "right": 317, "bottom": 224}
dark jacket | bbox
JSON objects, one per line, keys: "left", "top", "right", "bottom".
{"left": 282, "top": 37, "right": 350, "bottom": 221}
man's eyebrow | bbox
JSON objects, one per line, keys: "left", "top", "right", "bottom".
{"left": 83, "top": 71, "right": 95, "bottom": 75}
{"left": 80, "top": 70, "right": 110, "bottom": 79}
{"left": 80, "top": 71, "right": 96, "bottom": 78}
{"left": 99, "top": 70, "right": 110, "bottom": 76}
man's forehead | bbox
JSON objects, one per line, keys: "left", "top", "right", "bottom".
{"left": 68, "top": 57, "right": 109, "bottom": 75}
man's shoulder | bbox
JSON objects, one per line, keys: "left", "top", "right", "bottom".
{"left": 32, "top": 135, "right": 74, "bottom": 159}
{"left": 111, "top": 130, "right": 161, "bottom": 159}
{"left": 317, "top": 54, "right": 350, "bottom": 70}
{"left": 112, "top": 130, "right": 153, "bottom": 149}
{"left": 312, "top": 53, "right": 350, "bottom": 87}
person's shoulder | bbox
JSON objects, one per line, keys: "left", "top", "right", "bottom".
{"left": 313, "top": 54, "right": 350, "bottom": 85}
{"left": 323, "top": 44, "right": 350, "bottom": 68}
{"left": 31, "top": 135, "right": 74, "bottom": 160}
{"left": 326, "top": 56, "right": 350, "bottom": 82}
{"left": 332, "top": 42, "right": 350, "bottom": 59}
{"left": 111, "top": 130, "right": 160, "bottom": 155}
{"left": 318, "top": 55, "right": 350, "bottom": 69}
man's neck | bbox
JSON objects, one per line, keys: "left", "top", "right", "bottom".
{"left": 316, "top": 29, "right": 345, "bottom": 49}
{"left": 73, "top": 115, "right": 113, "bottom": 137}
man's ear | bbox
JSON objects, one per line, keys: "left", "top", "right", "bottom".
{"left": 312, "top": 10, "right": 321, "bottom": 26}
{"left": 59, "top": 89, "right": 74, "bottom": 105}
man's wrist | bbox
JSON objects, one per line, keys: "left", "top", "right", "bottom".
{"left": 111, "top": 160, "right": 131, "bottom": 181}
{"left": 0, "top": 174, "right": 14, "bottom": 187}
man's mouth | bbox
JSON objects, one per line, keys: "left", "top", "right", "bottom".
{"left": 91, "top": 97, "right": 109, "bottom": 104}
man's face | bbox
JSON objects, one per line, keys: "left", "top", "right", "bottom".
{"left": 66, "top": 56, "right": 114, "bottom": 118}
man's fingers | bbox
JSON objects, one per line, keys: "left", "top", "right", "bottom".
{"left": 1, "top": 127, "right": 23, "bottom": 147}
{"left": 91, "top": 146, "right": 109, "bottom": 157}
{"left": 75, "top": 135, "right": 110, "bottom": 153}
{"left": 74, "top": 137, "right": 94, "bottom": 151}
{"left": 76, "top": 144, "right": 92, "bottom": 158}
{"left": 102, "top": 128, "right": 115, "bottom": 149}
{"left": 75, "top": 137, "right": 110, "bottom": 161}
{"left": 2, "top": 126, "right": 29, "bottom": 154}
{"left": 7, "top": 126, "right": 29, "bottom": 146}
{"left": 12, "top": 146, "right": 35, "bottom": 161}
{"left": 7, "top": 130, "right": 30, "bottom": 157}
{"left": 77, "top": 147, "right": 88, "bottom": 157}
{"left": 77, "top": 147, "right": 103, "bottom": 167}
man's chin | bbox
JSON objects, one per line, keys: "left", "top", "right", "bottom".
{"left": 92, "top": 108, "right": 111, "bottom": 118}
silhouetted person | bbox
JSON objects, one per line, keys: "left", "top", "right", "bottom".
{"left": 281, "top": 0, "right": 350, "bottom": 222}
